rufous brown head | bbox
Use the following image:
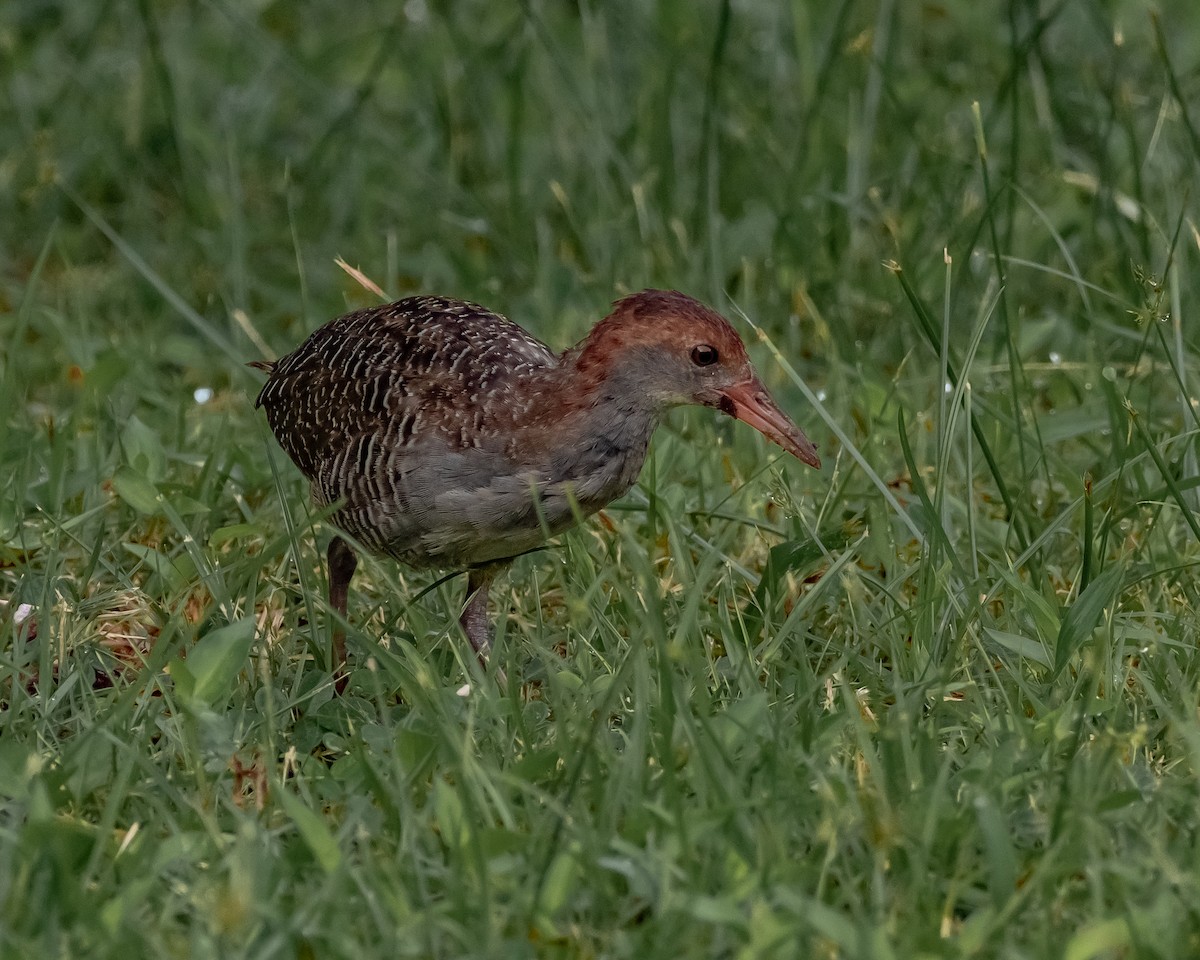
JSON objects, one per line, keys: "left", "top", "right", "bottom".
{"left": 573, "top": 290, "right": 821, "bottom": 468}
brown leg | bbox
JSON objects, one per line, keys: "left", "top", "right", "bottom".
{"left": 459, "top": 562, "right": 508, "bottom": 681}
{"left": 327, "top": 536, "right": 357, "bottom": 694}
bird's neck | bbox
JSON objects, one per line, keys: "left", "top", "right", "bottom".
{"left": 515, "top": 362, "right": 664, "bottom": 512}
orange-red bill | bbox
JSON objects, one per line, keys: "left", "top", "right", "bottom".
{"left": 717, "top": 378, "right": 821, "bottom": 469}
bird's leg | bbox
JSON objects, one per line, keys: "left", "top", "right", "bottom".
{"left": 460, "top": 562, "right": 509, "bottom": 681}
{"left": 327, "top": 535, "right": 358, "bottom": 694}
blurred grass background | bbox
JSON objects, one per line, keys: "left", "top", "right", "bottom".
{"left": 4, "top": 1, "right": 1200, "bottom": 957}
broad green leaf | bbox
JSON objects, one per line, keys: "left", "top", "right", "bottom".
{"left": 167, "top": 494, "right": 210, "bottom": 517}
{"left": 433, "top": 778, "right": 470, "bottom": 850}
{"left": 112, "top": 467, "right": 162, "bottom": 515}
{"left": 537, "top": 848, "right": 581, "bottom": 917}
{"left": 995, "top": 567, "right": 1061, "bottom": 642}
{"left": 974, "top": 793, "right": 1016, "bottom": 904}
{"left": 1096, "top": 789, "right": 1143, "bottom": 813}
{"left": 1037, "top": 408, "right": 1112, "bottom": 445}
{"left": 713, "top": 692, "right": 769, "bottom": 749}
{"left": 121, "top": 415, "right": 167, "bottom": 482}
{"left": 1065, "top": 917, "right": 1131, "bottom": 960}
{"left": 122, "top": 542, "right": 195, "bottom": 592}
{"left": 175, "top": 617, "right": 256, "bottom": 706}
{"left": 394, "top": 729, "right": 438, "bottom": 772}
{"left": 277, "top": 788, "right": 342, "bottom": 874}
{"left": 1053, "top": 564, "right": 1125, "bottom": 677}
{"left": 123, "top": 540, "right": 195, "bottom": 592}
{"left": 208, "top": 523, "right": 266, "bottom": 547}
{"left": 0, "top": 742, "right": 37, "bottom": 802}
{"left": 686, "top": 894, "right": 745, "bottom": 927}
{"left": 802, "top": 898, "right": 861, "bottom": 949}
{"left": 983, "top": 628, "right": 1051, "bottom": 667}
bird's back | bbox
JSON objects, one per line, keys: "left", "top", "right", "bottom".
{"left": 255, "top": 296, "right": 558, "bottom": 476}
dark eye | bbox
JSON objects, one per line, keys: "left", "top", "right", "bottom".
{"left": 691, "top": 344, "right": 719, "bottom": 367}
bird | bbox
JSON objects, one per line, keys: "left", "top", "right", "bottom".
{"left": 252, "top": 289, "right": 821, "bottom": 691}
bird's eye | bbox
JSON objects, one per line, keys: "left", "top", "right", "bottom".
{"left": 691, "top": 344, "right": 719, "bottom": 367}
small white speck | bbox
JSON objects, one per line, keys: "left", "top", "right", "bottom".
{"left": 1049, "top": 352, "right": 1061, "bottom": 365}
{"left": 456, "top": 683, "right": 471, "bottom": 697}
{"left": 944, "top": 381, "right": 953, "bottom": 394}
{"left": 194, "top": 387, "right": 213, "bottom": 404}
{"left": 15, "top": 603, "right": 33, "bottom": 624}
{"left": 816, "top": 389, "right": 827, "bottom": 402}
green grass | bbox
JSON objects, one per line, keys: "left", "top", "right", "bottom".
{"left": 4, "top": 1, "right": 1200, "bottom": 956}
